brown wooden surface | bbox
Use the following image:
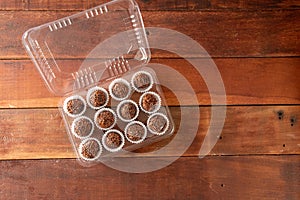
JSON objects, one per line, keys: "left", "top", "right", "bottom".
{"left": 0, "top": 10, "right": 299, "bottom": 59}
{"left": 0, "top": 58, "right": 299, "bottom": 108}
{"left": 1, "top": 0, "right": 299, "bottom": 11}
{"left": 0, "top": 0, "right": 299, "bottom": 199}
{"left": 0, "top": 156, "right": 299, "bottom": 199}
{"left": 0, "top": 106, "right": 299, "bottom": 160}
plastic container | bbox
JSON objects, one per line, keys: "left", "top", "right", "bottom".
{"left": 22, "top": 0, "right": 174, "bottom": 166}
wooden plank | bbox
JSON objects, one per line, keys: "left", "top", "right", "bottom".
{"left": 0, "top": 10, "right": 299, "bottom": 59}
{"left": 0, "top": 156, "right": 299, "bottom": 199}
{"left": 0, "top": 58, "right": 299, "bottom": 108}
{"left": 0, "top": 0, "right": 299, "bottom": 11}
{"left": 0, "top": 106, "right": 299, "bottom": 160}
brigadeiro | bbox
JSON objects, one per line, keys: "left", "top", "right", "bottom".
{"left": 109, "top": 78, "right": 131, "bottom": 101}
{"left": 94, "top": 108, "right": 117, "bottom": 130}
{"left": 131, "top": 71, "right": 153, "bottom": 93}
{"left": 102, "top": 129, "right": 125, "bottom": 152}
{"left": 63, "top": 95, "right": 86, "bottom": 117}
{"left": 71, "top": 116, "right": 94, "bottom": 139}
{"left": 139, "top": 91, "right": 161, "bottom": 114}
{"left": 147, "top": 113, "right": 169, "bottom": 135}
{"left": 79, "top": 138, "right": 102, "bottom": 161}
{"left": 116, "top": 100, "right": 139, "bottom": 122}
{"left": 86, "top": 86, "right": 109, "bottom": 109}
{"left": 124, "top": 121, "right": 147, "bottom": 144}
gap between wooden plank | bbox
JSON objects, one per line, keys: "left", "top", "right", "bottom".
{"left": 0, "top": 106, "right": 299, "bottom": 160}
{"left": 0, "top": 58, "right": 299, "bottom": 108}
{"left": 0, "top": 10, "right": 299, "bottom": 58}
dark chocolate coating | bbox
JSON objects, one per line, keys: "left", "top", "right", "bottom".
{"left": 89, "top": 90, "right": 107, "bottom": 107}
{"left": 142, "top": 93, "right": 158, "bottom": 112}
{"left": 96, "top": 111, "right": 115, "bottom": 128}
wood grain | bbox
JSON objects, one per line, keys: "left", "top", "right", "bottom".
{"left": 0, "top": 58, "right": 299, "bottom": 108}
{"left": 0, "top": 156, "right": 299, "bottom": 199}
{"left": 0, "top": 0, "right": 299, "bottom": 11}
{"left": 0, "top": 106, "right": 299, "bottom": 160}
{"left": 0, "top": 10, "right": 299, "bottom": 59}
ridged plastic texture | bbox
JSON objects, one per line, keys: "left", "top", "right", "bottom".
{"left": 22, "top": 0, "right": 150, "bottom": 95}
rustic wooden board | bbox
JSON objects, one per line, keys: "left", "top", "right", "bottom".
{"left": 0, "top": 58, "right": 299, "bottom": 108}
{"left": 0, "top": 106, "right": 299, "bottom": 160}
{"left": 0, "top": 10, "right": 299, "bottom": 58}
{"left": 0, "top": 156, "right": 299, "bottom": 199}
{"left": 0, "top": 0, "right": 299, "bottom": 11}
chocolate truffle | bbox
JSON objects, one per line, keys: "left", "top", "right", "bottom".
{"left": 102, "top": 130, "right": 125, "bottom": 152}
{"left": 132, "top": 71, "right": 153, "bottom": 92}
{"left": 87, "top": 87, "right": 108, "bottom": 109}
{"left": 94, "top": 108, "right": 116, "bottom": 130}
{"left": 139, "top": 91, "right": 161, "bottom": 113}
{"left": 147, "top": 113, "right": 169, "bottom": 135}
{"left": 109, "top": 78, "right": 131, "bottom": 101}
{"left": 71, "top": 116, "right": 94, "bottom": 139}
{"left": 63, "top": 95, "right": 86, "bottom": 117}
{"left": 125, "top": 121, "right": 147, "bottom": 143}
{"left": 117, "top": 100, "right": 139, "bottom": 122}
{"left": 79, "top": 138, "right": 102, "bottom": 161}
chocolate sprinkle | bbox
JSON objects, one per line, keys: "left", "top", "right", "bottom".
{"left": 67, "top": 99, "right": 84, "bottom": 115}
{"left": 96, "top": 111, "right": 115, "bottom": 129}
{"left": 81, "top": 140, "right": 100, "bottom": 159}
{"left": 89, "top": 90, "right": 107, "bottom": 107}
{"left": 105, "top": 132, "right": 122, "bottom": 148}
{"left": 142, "top": 93, "right": 158, "bottom": 112}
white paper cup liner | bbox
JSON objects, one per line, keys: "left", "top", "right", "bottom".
{"left": 116, "top": 100, "right": 139, "bottom": 122}
{"left": 147, "top": 113, "right": 170, "bottom": 136}
{"left": 86, "top": 86, "right": 109, "bottom": 109}
{"left": 63, "top": 95, "right": 86, "bottom": 118}
{"left": 102, "top": 129, "right": 125, "bottom": 153}
{"left": 124, "top": 121, "right": 147, "bottom": 144}
{"left": 139, "top": 91, "right": 161, "bottom": 114}
{"left": 71, "top": 116, "right": 94, "bottom": 139}
{"left": 108, "top": 78, "right": 131, "bottom": 101}
{"left": 94, "top": 108, "right": 117, "bottom": 131}
{"left": 78, "top": 137, "right": 102, "bottom": 161}
{"left": 131, "top": 70, "right": 153, "bottom": 93}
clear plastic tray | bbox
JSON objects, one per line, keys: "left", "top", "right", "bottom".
{"left": 60, "top": 67, "right": 174, "bottom": 166}
{"left": 22, "top": 0, "right": 150, "bottom": 95}
{"left": 22, "top": 0, "right": 174, "bottom": 166}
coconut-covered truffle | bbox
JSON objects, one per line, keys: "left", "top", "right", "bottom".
{"left": 79, "top": 138, "right": 102, "bottom": 161}
{"left": 125, "top": 121, "right": 147, "bottom": 143}
{"left": 132, "top": 71, "right": 153, "bottom": 92}
{"left": 117, "top": 100, "right": 139, "bottom": 122}
{"left": 147, "top": 113, "right": 169, "bottom": 135}
{"left": 71, "top": 116, "right": 94, "bottom": 138}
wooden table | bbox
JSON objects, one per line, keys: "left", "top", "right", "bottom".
{"left": 0, "top": 0, "right": 299, "bottom": 199}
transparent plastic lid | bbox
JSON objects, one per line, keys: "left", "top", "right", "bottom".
{"left": 22, "top": 0, "right": 150, "bottom": 95}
